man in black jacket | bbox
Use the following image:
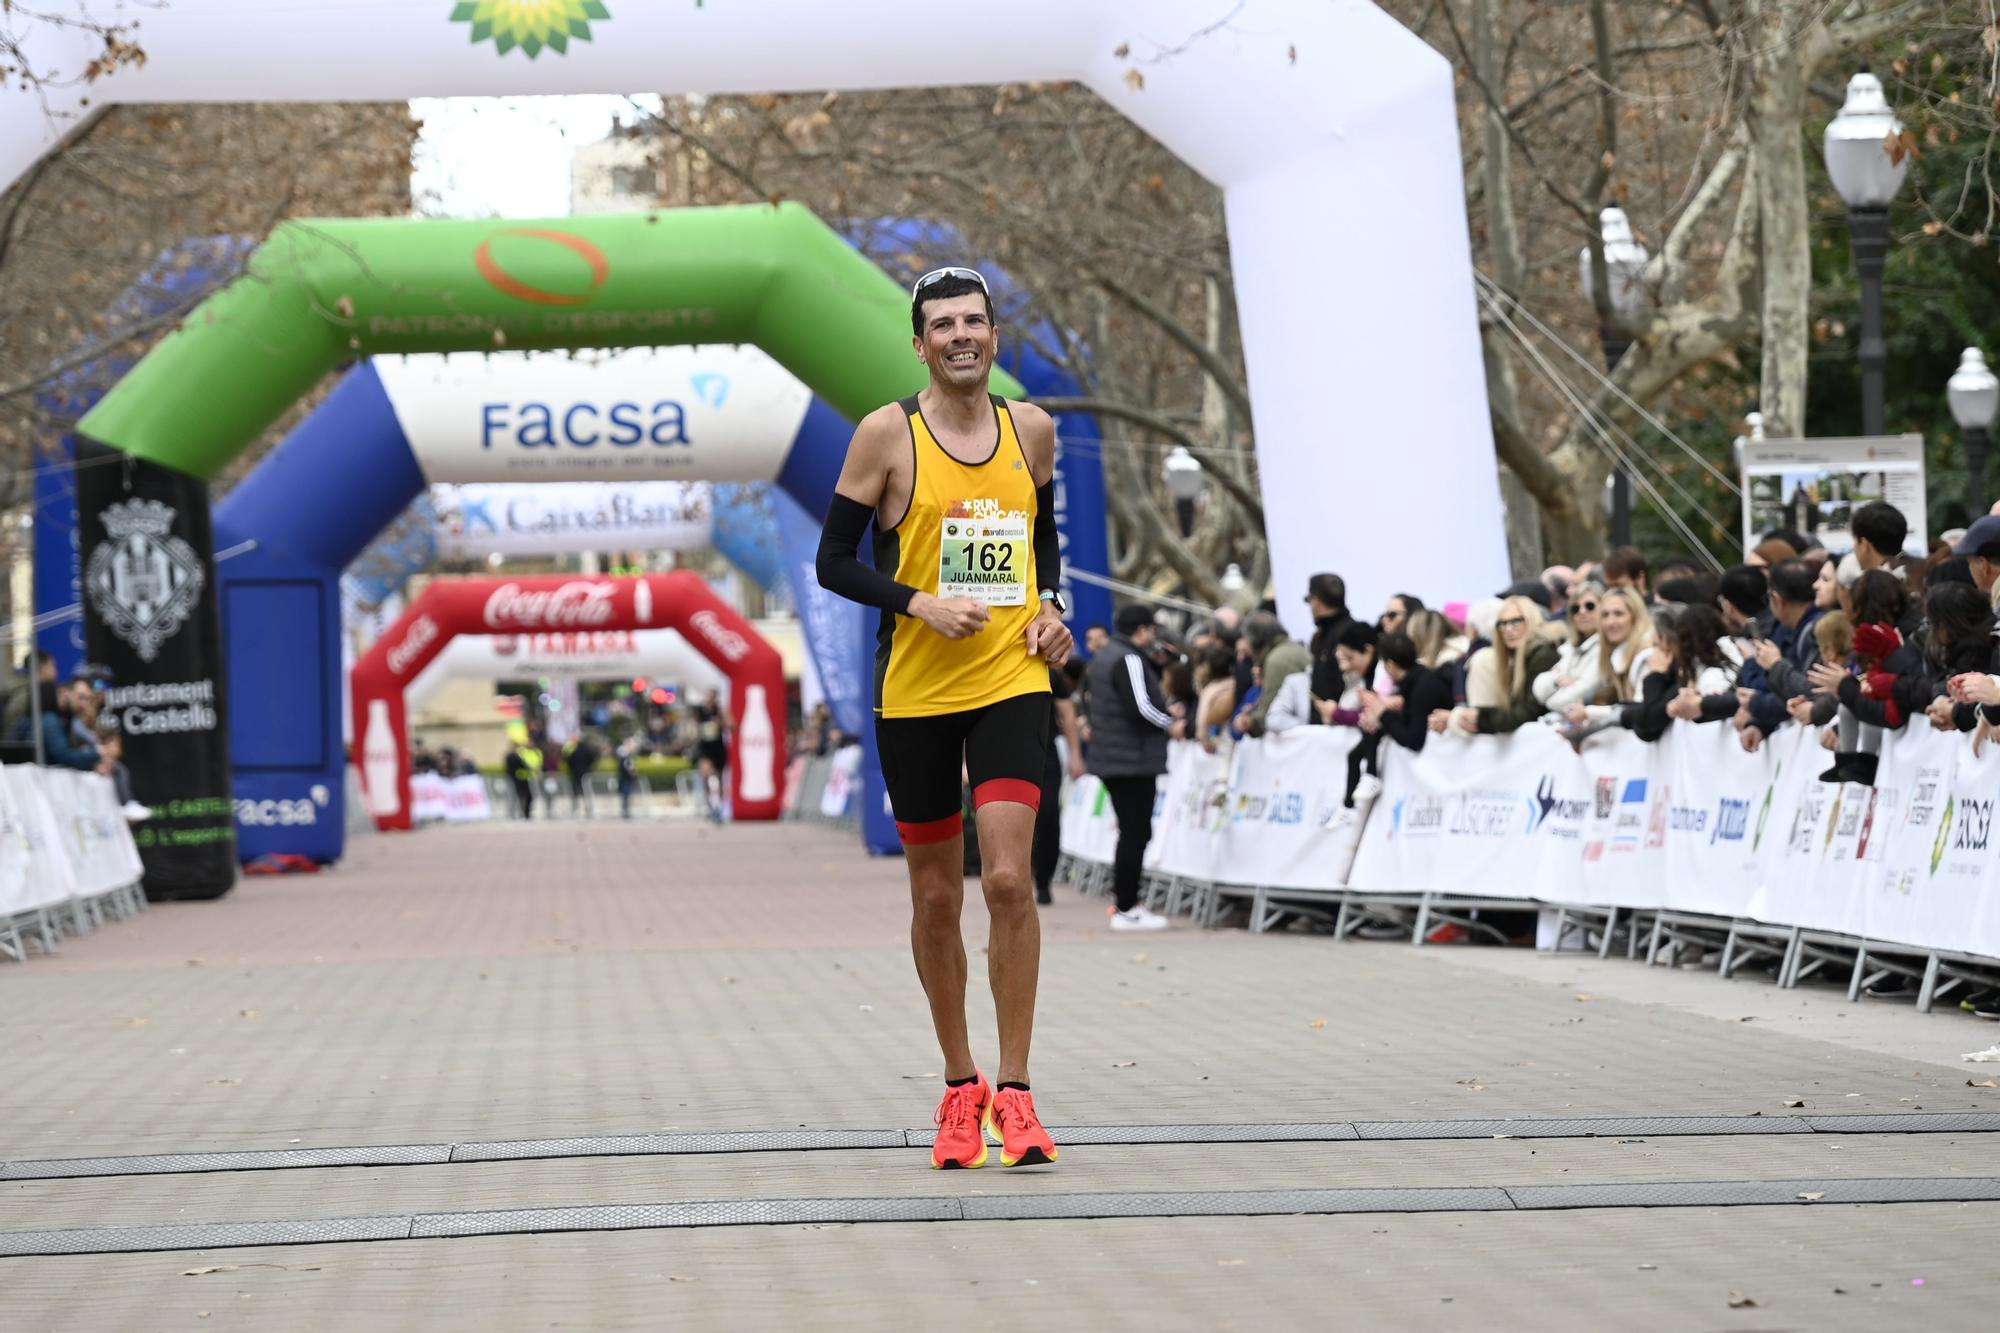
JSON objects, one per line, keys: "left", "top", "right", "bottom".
{"left": 1086, "top": 604, "right": 1183, "bottom": 932}
{"left": 1305, "top": 572, "right": 1353, "bottom": 708}
{"left": 1362, "top": 632, "right": 1453, "bottom": 753}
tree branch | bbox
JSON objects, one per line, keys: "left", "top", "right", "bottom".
{"left": 1032, "top": 393, "right": 1265, "bottom": 530}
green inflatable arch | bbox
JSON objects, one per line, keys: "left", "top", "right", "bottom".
{"left": 81, "top": 202, "right": 1021, "bottom": 473}
{"left": 76, "top": 203, "right": 1023, "bottom": 901}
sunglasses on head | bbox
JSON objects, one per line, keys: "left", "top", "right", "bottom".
{"left": 911, "top": 266, "right": 990, "bottom": 300}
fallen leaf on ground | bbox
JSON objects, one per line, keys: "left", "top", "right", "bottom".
{"left": 1782, "top": 1098, "right": 1806, "bottom": 1108}
{"left": 1217, "top": 1258, "right": 1245, "bottom": 1266}
{"left": 1798, "top": 1191, "right": 1826, "bottom": 1201}
{"left": 1637, "top": 1264, "right": 1657, "bottom": 1271}
{"left": 1112, "top": 1060, "right": 1137, "bottom": 1068}
{"left": 184, "top": 1267, "right": 236, "bottom": 1276}
{"left": 1727, "top": 1292, "right": 1758, "bottom": 1309}
{"left": 1309, "top": 1019, "right": 1327, "bottom": 1029}
{"left": 1573, "top": 993, "right": 1595, "bottom": 1002}
{"left": 127, "top": 1017, "right": 148, "bottom": 1027}
{"left": 1968, "top": 1078, "right": 2000, "bottom": 1088}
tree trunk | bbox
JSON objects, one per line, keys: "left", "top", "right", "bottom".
{"left": 1747, "top": 28, "right": 1813, "bottom": 437}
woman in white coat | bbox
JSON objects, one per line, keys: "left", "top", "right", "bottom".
{"left": 1533, "top": 581, "right": 1605, "bottom": 712}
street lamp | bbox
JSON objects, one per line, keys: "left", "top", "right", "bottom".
{"left": 1824, "top": 65, "right": 1911, "bottom": 437}
{"left": 1579, "top": 204, "right": 1649, "bottom": 547}
{"left": 1948, "top": 347, "right": 1998, "bottom": 522}
{"left": 1161, "top": 444, "right": 1204, "bottom": 537}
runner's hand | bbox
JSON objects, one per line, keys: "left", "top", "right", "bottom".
{"left": 910, "top": 592, "right": 990, "bottom": 640}
{"left": 1025, "top": 603, "right": 1073, "bottom": 666}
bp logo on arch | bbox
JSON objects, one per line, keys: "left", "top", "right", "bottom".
{"left": 451, "top": 2, "right": 611, "bottom": 59}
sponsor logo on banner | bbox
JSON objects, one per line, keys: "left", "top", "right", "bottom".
{"left": 493, "top": 631, "right": 639, "bottom": 658}
{"left": 1391, "top": 795, "right": 1447, "bottom": 839}
{"left": 484, "top": 581, "right": 616, "bottom": 630}
{"left": 85, "top": 498, "right": 205, "bottom": 664}
{"left": 474, "top": 228, "right": 610, "bottom": 306}
{"left": 235, "top": 785, "right": 331, "bottom": 828}
{"left": 388, "top": 614, "right": 441, "bottom": 675}
{"left": 1942, "top": 796, "right": 1993, "bottom": 877}
{"left": 1525, "top": 775, "right": 1588, "bottom": 838}
{"left": 688, "top": 609, "right": 749, "bottom": 663}
{"left": 478, "top": 400, "right": 691, "bottom": 450}
{"left": 451, "top": 0, "right": 613, "bottom": 59}
{"left": 1711, "top": 798, "right": 1750, "bottom": 845}
{"left": 1932, "top": 794, "right": 1955, "bottom": 875}
{"left": 1856, "top": 788, "right": 1882, "bottom": 860}
{"left": 101, "top": 679, "right": 219, "bottom": 735}
{"left": 1610, "top": 778, "right": 1648, "bottom": 852}
{"left": 1645, "top": 782, "right": 1672, "bottom": 849}
{"left": 1448, "top": 788, "right": 1520, "bottom": 838}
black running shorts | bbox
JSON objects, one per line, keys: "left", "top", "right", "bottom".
{"left": 875, "top": 691, "right": 1051, "bottom": 845}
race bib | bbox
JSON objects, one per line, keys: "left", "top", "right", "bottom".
{"left": 938, "top": 508, "right": 1028, "bottom": 605}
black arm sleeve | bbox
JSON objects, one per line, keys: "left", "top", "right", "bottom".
{"left": 816, "top": 493, "right": 918, "bottom": 617}
{"left": 1034, "top": 478, "right": 1060, "bottom": 594}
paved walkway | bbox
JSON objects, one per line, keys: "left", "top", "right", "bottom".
{"left": 3, "top": 819, "right": 1997, "bottom": 1330}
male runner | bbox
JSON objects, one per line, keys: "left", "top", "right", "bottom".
{"left": 817, "top": 266, "right": 1072, "bottom": 1169}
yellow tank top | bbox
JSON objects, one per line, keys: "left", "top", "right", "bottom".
{"left": 874, "top": 394, "right": 1051, "bottom": 718}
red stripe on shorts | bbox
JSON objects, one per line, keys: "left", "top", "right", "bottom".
{"left": 972, "top": 778, "right": 1041, "bottom": 813}
{"left": 896, "top": 814, "right": 962, "bottom": 846}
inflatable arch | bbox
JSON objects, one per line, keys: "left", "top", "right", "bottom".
{"left": 354, "top": 572, "right": 785, "bottom": 828}
{"left": 76, "top": 204, "right": 1022, "bottom": 897}
{"left": 211, "top": 340, "right": 930, "bottom": 867}
{"left": 16, "top": 0, "right": 1503, "bottom": 617}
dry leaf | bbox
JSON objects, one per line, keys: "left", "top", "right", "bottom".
{"left": 1287, "top": 44, "right": 1297, "bottom": 65}
{"left": 127, "top": 1017, "right": 148, "bottom": 1027}
{"left": 1112, "top": 1060, "right": 1137, "bottom": 1068}
{"left": 1309, "top": 1019, "right": 1327, "bottom": 1029}
{"left": 1124, "top": 68, "right": 1145, "bottom": 93}
{"left": 1113, "top": 41, "right": 1130, "bottom": 58}
{"left": 1799, "top": 1191, "right": 1826, "bottom": 1201}
{"left": 1217, "top": 1258, "right": 1245, "bottom": 1267}
{"left": 1782, "top": 1098, "right": 1806, "bottom": 1108}
{"left": 184, "top": 1266, "right": 237, "bottom": 1276}
{"left": 1727, "top": 1292, "right": 1758, "bottom": 1309}
{"left": 491, "top": 328, "right": 507, "bottom": 347}
{"left": 1967, "top": 1079, "right": 2000, "bottom": 1088}
{"left": 333, "top": 295, "right": 354, "bottom": 319}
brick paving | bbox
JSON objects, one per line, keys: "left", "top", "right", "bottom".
{"left": 3, "top": 818, "right": 1997, "bottom": 1330}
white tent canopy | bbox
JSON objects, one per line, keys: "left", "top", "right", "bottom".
{"left": 6, "top": 0, "right": 1505, "bottom": 623}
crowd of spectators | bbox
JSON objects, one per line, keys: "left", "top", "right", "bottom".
{"left": 1058, "top": 499, "right": 2000, "bottom": 981}
{"left": 1, "top": 657, "right": 145, "bottom": 818}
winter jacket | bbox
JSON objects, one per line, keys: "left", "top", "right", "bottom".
{"left": 1746, "top": 606, "right": 1824, "bottom": 734}
{"left": 1262, "top": 671, "right": 1316, "bottom": 734}
{"left": 1246, "top": 635, "right": 1312, "bottom": 737}
{"left": 1378, "top": 664, "right": 1455, "bottom": 752}
{"left": 1473, "top": 640, "right": 1561, "bottom": 735}
{"left": 1086, "top": 634, "right": 1174, "bottom": 778}
{"left": 11, "top": 710, "right": 97, "bottom": 771}
{"left": 1308, "top": 611, "right": 1354, "bottom": 704}
{"left": 1533, "top": 633, "right": 1602, "bottom": 710}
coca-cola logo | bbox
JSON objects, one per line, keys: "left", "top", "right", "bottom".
{"left": 387, "top": 615, "right": 440, "bottom": 675}
{"left": 484, "top": 581, "right": 617, "bottom": 630}
{"left": 689, "top": 609, "right": 750, "bottom": 663}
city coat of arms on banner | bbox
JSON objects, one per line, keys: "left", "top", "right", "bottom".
{"left": 85, "top": 497, "right": 205, "bottom": 663}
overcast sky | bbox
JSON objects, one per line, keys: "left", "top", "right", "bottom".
{"left": 411, "top": 94, "right": 660, "bottom": 218}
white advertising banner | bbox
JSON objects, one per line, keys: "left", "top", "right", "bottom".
{"left": 1736, "top": 433, "right": 1927, "bottom": 558}
{"left": 376, "top": 346, "right": 813, "bottom": 484}
{"left": 431, "top": 482, "right": 713, "bottom": 558}
{"left": 819, "top": 745, "right": 862, "bottom": 819}
{"left": 1066, "top": 724, "right": 2000, "bottom": 963}
{"left": 2, "top": 766, "right": 139, "bottom": 915}
{"left": 0, "top": 764, "right": 32, "bottom": 915}
{"left": 408, "top": 773, "right": 491, "bottom": 824}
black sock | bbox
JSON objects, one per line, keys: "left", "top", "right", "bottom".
{"left": 998, "top": 1081, "right": 1030, "bottom": 1093}
{"left": 945, "top": 1074, "right": 979, "bottom": 1088}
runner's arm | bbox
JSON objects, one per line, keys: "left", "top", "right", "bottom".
{"left": 1014, "top": 402, "right": 1063, "bottom": 595}
{"left": 816, "top": 409, "right": 921, "bottom": 615}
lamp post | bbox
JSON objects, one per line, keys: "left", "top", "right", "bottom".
{"left": 1161, "top": 444, "right": 1204, "bottom": 538}
{"left": 1579, "top": 204, "right": 1649, "bottom": 548}
{"left": 1824, "top": 65, "right": 1910, "bottom": 438}
{"left": 1948, "top": 347, "right": 1998, "bottom": 522}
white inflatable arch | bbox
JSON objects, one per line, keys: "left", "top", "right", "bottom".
{"left": 5, "top": 0, "right": 1504, "bottom": 621}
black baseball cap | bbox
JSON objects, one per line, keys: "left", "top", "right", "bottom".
{"left": 1952, "top": 514, "right": 2000, "bottom": 557}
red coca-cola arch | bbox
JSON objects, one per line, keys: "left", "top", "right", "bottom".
{"left": 352, "top": 572, "right": 786, "bottom": 829}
